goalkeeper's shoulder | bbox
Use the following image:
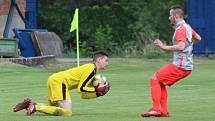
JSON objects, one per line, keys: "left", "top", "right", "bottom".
{"left": 80, "top": 63, "right": 96, "bottom": 70}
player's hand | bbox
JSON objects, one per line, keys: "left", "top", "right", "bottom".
{"left": 154, "top": 39, "right": 164, "bottom": 49}
{"left": 102, "top": 81, "right": 110, "bottom": 95}
{"left": 96, "top": 81, "right": 110, "bottom": 96}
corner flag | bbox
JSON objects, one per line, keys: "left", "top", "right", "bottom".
{"left": 70, "top": 8, "right": 78, "bottom": 32}
{"left": 70, "top": 8, "right": 80, "bottom": 66}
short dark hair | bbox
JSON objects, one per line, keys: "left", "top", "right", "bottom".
{"left": 93, "top": 51, "right": 108, "bottom": 61}
{"left": 170, "top": 5, "right": 184, "bottom": 18}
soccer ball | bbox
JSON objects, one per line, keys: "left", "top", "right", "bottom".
{"left": 92, "top": 74, "right": 107, "bottom": 87}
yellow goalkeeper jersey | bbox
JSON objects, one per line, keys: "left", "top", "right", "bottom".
{"left": 49, "top": 63, "right": 96, "bottom": 93}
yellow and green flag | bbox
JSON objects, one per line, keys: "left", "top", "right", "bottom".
{"left": 70, "top": 8, "right": 78, "bottom": 32}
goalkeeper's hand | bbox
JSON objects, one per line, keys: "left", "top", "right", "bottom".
{"left": 95, "top": 81, "right": 110, "bottom": 96}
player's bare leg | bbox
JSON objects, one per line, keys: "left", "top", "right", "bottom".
{"left": 57, "top": 100, "right": 72, "bottom": 111}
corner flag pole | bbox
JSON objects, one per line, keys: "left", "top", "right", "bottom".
{"left": 70, "top": 8, "right": 79, "bottom": 66}
{"left": 76, "top": 9, "right": 79, "bottom": 67}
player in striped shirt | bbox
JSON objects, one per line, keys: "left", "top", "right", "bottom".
{"left": 141, "top": 5, "right": 201, "bottom": 117}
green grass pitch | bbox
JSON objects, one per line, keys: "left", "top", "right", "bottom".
{"left": 0, "top": 58, "right": 215, "bottom": 121}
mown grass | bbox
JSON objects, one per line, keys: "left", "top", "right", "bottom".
{"left": 0, "top": 58, "right": 215, "bottom": 121}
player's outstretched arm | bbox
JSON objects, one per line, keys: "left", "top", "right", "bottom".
{"left": 154, "top": 39, "right": 185, "bottom": 52}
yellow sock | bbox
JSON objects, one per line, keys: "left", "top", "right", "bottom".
{"left": 35, "top": 103, "right": 72, "bottom": 116}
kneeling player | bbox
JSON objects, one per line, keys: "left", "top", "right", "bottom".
{"left": 13, "top": 51, "right": 110, "bottom": 116}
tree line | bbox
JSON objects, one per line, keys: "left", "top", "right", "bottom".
{"left": 38, "top": 0, "right": 186, "bottom": 58}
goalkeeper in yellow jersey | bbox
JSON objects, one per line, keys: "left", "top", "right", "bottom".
{"left": 13, "top": 51, "right": 110, "bottom": 116}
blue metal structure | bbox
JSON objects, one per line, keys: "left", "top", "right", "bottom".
{"left": 188, "top": 0, "right": 215, "bottom": 54}
{"left": 3, "top": 0, "right": 33, "bottom": 38}
{"left": 3, "top": 0, "right": 46, "bottom": 57}
{"left": 26, "top": 0, "right": 38, "bottom": 29}
{"left": 13, "top": 28, "right": 48, "bottom": 57}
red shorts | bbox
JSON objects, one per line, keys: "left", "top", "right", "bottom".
{"left": 155, "top": 64, "right": 192, "bottom": 86}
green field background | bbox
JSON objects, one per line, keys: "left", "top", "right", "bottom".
{"left": 0, "top": 58, "right": 215, "bottom": 121}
